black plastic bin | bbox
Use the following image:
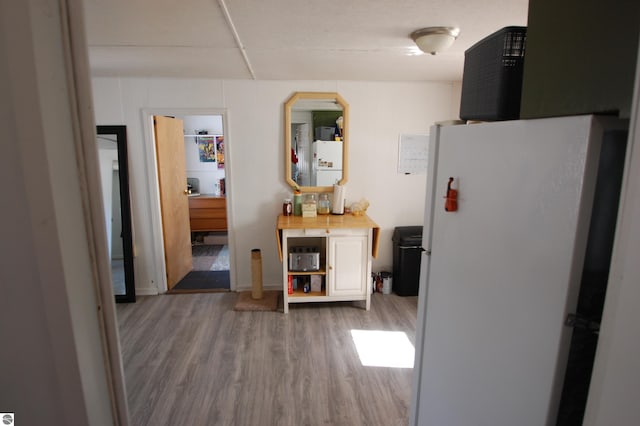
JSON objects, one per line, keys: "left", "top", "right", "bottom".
{"left": 392, "top": 226, "right": 423, "bottom": 296}
{"left": 459, "top": 26, "right": 527, "bottom": 121}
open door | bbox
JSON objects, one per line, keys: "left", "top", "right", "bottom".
{"left": 154, "top": 115, "right": 192, "bottom": 290}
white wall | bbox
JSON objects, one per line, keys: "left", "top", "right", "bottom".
{"left": 583, "top": 41, "right": 640, "bottom": 425}
{"left": 92, "top": 77, "right": 461, "bottom": 293}
{"left": 1, "top": 0, "right": 115, "bottom": 424}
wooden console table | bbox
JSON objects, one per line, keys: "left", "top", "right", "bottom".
{"left": 276, "top": 214, "right": 379, "bottom": 313}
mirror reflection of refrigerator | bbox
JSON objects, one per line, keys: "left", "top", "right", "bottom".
{"left": 312, "top": 140, "right": 342, "bottom": 186}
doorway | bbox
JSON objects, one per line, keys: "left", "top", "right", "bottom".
{"left": 176, "top": 114, "right": 230, "bottom": 292}
{"left": 144, "top": 109, "right": 234, "bottom": 294}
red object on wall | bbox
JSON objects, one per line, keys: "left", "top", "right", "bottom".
{"left": 445, "top": 177, "right": 458, "bottom": 212}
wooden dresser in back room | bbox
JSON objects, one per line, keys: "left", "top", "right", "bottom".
{"left": 188, "top": 195, "right": 227, "bottom": 232}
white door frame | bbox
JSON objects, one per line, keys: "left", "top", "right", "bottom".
{"left": 140, "top": 108, "right": 236, "bottom": 293}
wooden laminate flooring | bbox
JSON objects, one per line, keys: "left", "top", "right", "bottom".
{"left": 116, "top": 292, "right": 418, "bottom": 426}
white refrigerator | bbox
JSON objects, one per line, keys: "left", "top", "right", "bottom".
{"left": 410, "top": 115, "right": 627, "bottom": 426}
{"left": 312, "top": 140, "right": 342, "bottom": 186}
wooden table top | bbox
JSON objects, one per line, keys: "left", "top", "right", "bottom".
{"left": 276, "top": 213, "right": 378, "bottom": 230}
{"left": 276, "top": 213, "right": 380, "bottom": 260}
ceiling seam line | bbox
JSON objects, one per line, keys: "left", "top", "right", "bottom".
{"left": 217, "top": 0, "right": 256, "bottom": 80}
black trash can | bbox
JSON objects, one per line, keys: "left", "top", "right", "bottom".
{"left": 392, "top": 226, "right": 423, "bottom": 296}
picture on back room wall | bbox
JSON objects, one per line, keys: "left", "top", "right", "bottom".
{"left": 216, "top": 136, "right": 224, "bottom": 169}
{"left": 197, "top": 136, "right": 216, "bottom": 163}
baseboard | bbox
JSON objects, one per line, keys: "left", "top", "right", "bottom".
{"left": 136, "top": 285, "right": 281, "bottom": 295}
{"left": 203, "top": 235, "right": 228, "bottom": 245}
{"left": 135, "top": 287, "right": 159, "bottom": 296}
{"left": 234, "top": 284, "right": 282, "bottom": 293}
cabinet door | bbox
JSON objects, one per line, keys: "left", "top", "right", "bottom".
{"left": 328, "top": 235, "right": 368, "bottom": 296}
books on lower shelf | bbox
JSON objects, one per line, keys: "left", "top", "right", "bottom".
{"left": 288, "top": 274, "right": 324, "bottom": 295}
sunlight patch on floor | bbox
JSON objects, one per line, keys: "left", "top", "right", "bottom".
{"left": 350, "top": 330, "right": 415, "bottom": 368}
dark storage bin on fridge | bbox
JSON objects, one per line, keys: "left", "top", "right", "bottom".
{"left": 392, "top": 226, "right": 423, "bottom": 296}
{"left": 459, "top": 26, "right": 527, "bottom": 121}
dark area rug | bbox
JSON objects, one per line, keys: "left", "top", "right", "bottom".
{"left": 169, "top": 270, "right": 230, "bottom": 293}
{"left": 192, "top": 244, "right": 229, "bottom": 271}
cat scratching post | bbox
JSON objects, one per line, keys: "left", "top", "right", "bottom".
{"left": 251, "top": 249, "right": 263, "bottom": 300}
{"left": 235, "top": 249, "right": 277, "bottom": 311}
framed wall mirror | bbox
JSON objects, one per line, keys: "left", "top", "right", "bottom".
{"left": 285, "top": 92, "right": 349, "bottom": 193}
{"left": 97, "top": 125, "right": 136, "bottom": 303}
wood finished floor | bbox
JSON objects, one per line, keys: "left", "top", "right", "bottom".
{"left": 116, "top": 293, "right": 418, "bottom": 426}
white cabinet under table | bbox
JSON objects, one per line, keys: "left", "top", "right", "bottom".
{"left": 276, "top": 214, "right": 380, "bottom": 313}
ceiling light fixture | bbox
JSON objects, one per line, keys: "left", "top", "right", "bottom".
{"left": 411, "top": 27, "right": 460, "bottom": 55}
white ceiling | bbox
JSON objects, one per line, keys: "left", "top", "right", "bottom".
{"left": 83, "top": 0, "right": 529, "bottom": 82}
